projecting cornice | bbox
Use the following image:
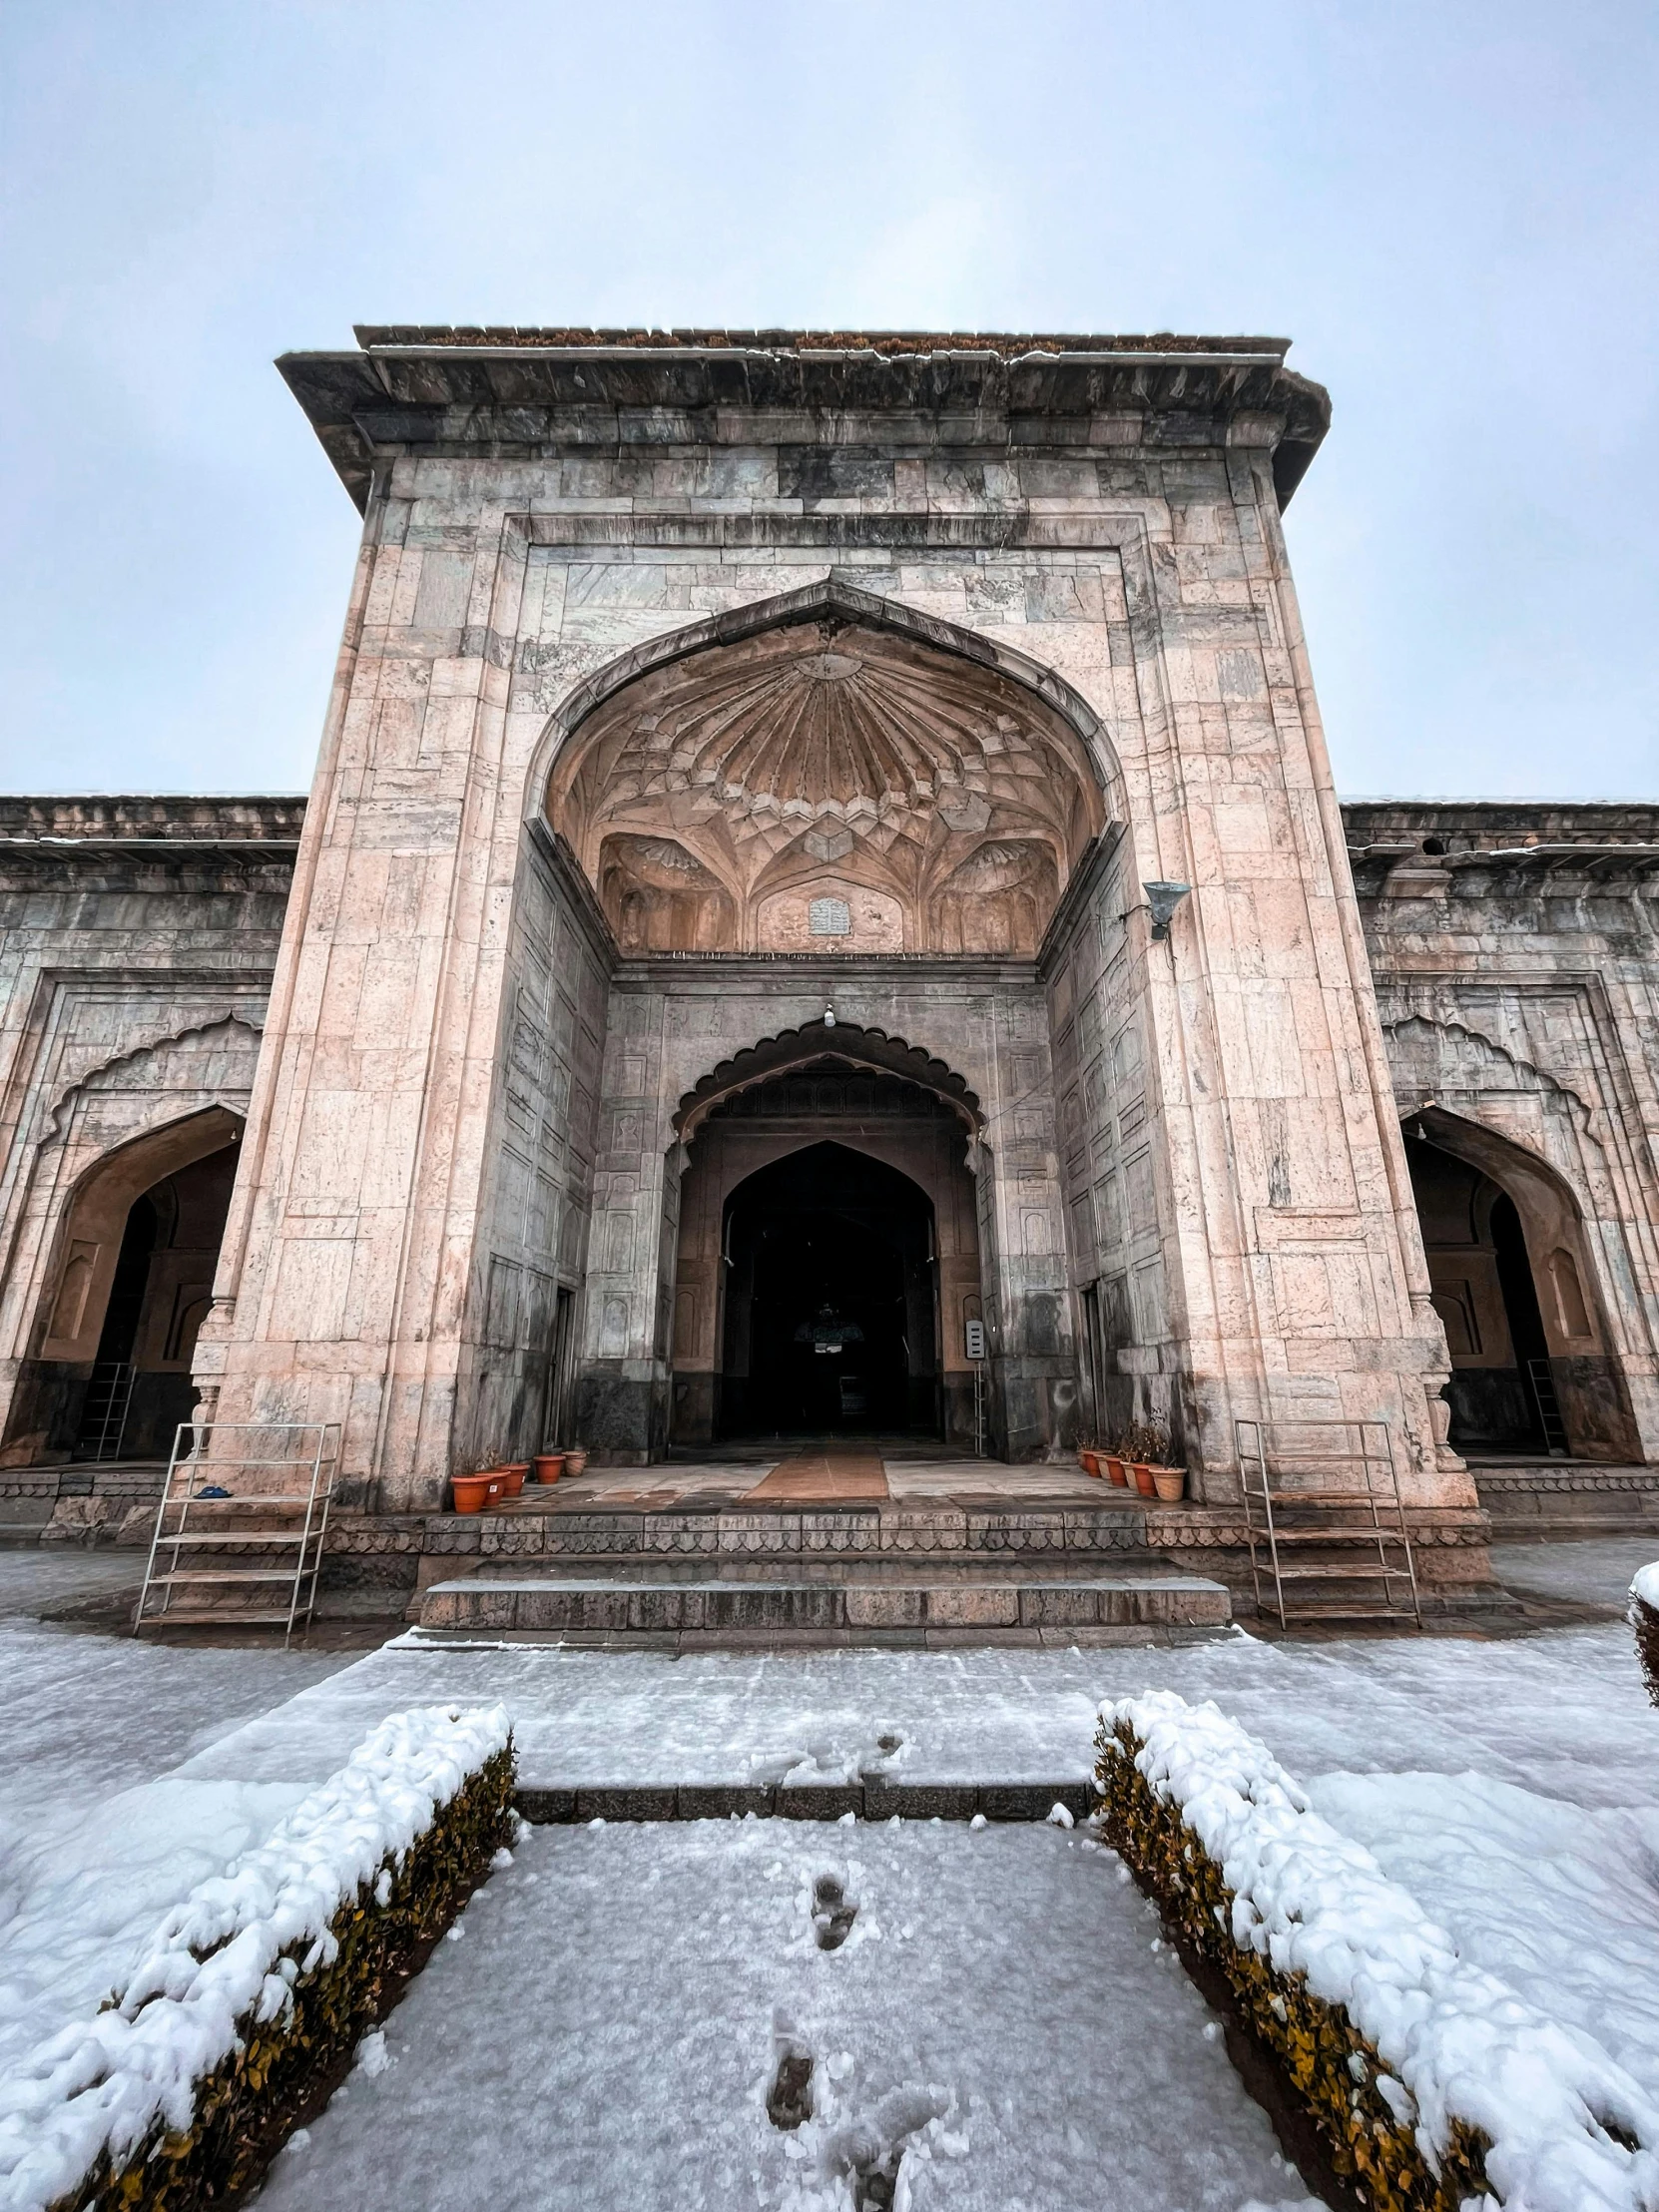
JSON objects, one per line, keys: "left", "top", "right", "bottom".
{"left": 276, "top": 326, "right": 1330, "bottom": 515}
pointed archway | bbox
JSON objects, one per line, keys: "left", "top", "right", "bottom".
{"left": 8, "top": 1106, "right": 243, "bottom": 1462}
{"left": 1403, "top": 1107, "right": 1639, "bottom": 1461}
{"left": 537, "top": 576, "right": 1111, "bottom": 958}
{"left": 717, "top": 1143, "right": 938, "bottom": 1437}
{"left": 668, "top": 1046, "right": 987, "bottom": 1451}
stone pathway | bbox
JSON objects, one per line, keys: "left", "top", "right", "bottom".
{"left": 254, "top": 1819, "right": 1310, "bottom": 2212}
{"left": 515, "top": 1445, "right": 1113, "bottom": 1515}
{"left": 746, "top": 1448, "right": 891, "bottom": 1501}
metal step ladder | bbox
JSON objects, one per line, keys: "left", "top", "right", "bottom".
{"left": 1237, "top": 1416, "right": 1422, "bottom": 1631}
{"left": 134, "top": 1421, "right": 340, "bottom": 1646}
{"left": 1525, "top": 1358, "right": 1570, "bottom": 1455}
{"left": 74, "top": 1361, "right": 135, "bottom": 1461}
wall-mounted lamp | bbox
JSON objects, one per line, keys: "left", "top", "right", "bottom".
{"left": 823, "top": 1004, "right": 836, "bottom": 1028}
{"left": 1142, "top": 880, "right": 1192, "bottom": 941}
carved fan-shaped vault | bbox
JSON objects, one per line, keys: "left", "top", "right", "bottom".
{"left": 548, "top": 617, "right": 1105, "bottom": 954}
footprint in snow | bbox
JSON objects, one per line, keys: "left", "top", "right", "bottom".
{"left": 812, "top": 1871, "right": 859, "bottom": 1951}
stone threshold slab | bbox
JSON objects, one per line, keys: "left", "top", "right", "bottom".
{"left": 464, "top": 1554, "right": 1179, "bottom": 1585}
{"left": 418, "top": 1572, "right": 1232, "bottom": 1633}
{"left": 513, "top": 1779, "right": 1096, "bottom": 1824}
{"left": 407, "top": 1623, "right": 1226, "bottom": 1651}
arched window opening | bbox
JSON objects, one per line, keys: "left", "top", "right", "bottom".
{"left": 71, "top": 1145, "right": 238, "bottom": 1461}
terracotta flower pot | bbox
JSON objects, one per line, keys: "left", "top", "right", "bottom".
{"left": 1151, "top": 1465, "right": 1187, "bottom": 1503}
{"left": 1130, "top": 1460, "right": 1158, "bottom": 1498}
{"left": 1079, "top": 1448, "right": 1101, "bottom": 1478}
{"left": 533, "top": 1452, "right": 564, "bottom": 1485}
{"left": 1101, "top": 1454, "right": 1129, "bottom": 1487}
{"left": 563, "top": 1447, "right": 589, "bottom": 1477}
{"left": 498, "top": 1463, "right": 528, "bottom": 1499}
{"left": 450, "top": 1472, "right": 493, "bottom": 1514}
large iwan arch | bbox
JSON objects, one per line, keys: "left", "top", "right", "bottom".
{"left": 541, "top": 576, "right": 1112, "bottom": 958}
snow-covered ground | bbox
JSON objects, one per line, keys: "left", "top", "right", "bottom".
{"left": 255, "top": 1818, "right": 1314, "bottom": 2212}
{"left": 1490, "top": 1537, "right": 1659, "bottom": 1610}
{"left": 0, "top": 1557, "right": 353, "bottom": 2081}
{"left": 1, "top": 1544, "right": 1656, "bottom": 2210}
{"left": 178, "top": 1619, "right": 1659, "bottom": 1812}
{"left": 2, "top": 1705, "right": 512, "bottom": 2212}
{"left": 177, "top": 1616, "right": 1659, "bottom": 2154}
{"left": 0, "top": 1550, "right": 145, "bottom": 1625}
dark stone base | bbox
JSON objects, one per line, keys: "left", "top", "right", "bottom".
{"left": 670, "top": 1368, "right": 716, "bottom": 1445}
{"left": 514, "top": 1779, "right": 1096, "bottom": 1824}
{"left": 573, "top": 1366, "right": 667, "bottom": 1464}
{"left": 2, "top": 1360, "right": 92, "bottom": 1460}
{"left": 1, "top": 1362, "right": 198, "bottom": 1464}
{"left": 418, "top": 1573, "right": 1230, "bottom": 1634}
{"left": 1445, "top": 1366, "right": 1541, "bottom": 1451}
{"left": 1554, "top": 1354, "right": 1642, "bottom": 1461}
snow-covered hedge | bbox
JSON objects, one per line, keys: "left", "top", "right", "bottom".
{"left": 1096, "top": 1691, "right": 1659, "bottom": 2212}
{"left": 1632, "top": 1563, "right": 1659, "bottom": 1709}
{"left": 0, "top": 1704, "right": 515, "bottom": 2212}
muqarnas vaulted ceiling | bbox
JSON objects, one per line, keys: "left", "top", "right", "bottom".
{"left": 548, "top": 619, "right": 1106, "bottom": 955}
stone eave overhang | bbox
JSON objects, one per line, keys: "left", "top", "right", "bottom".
{"left": 0, "top": 796, "right": 308, "bottom": 838}
{"left": 0, "top": 796, "right": 305, "bottom": 885}
{"left": 277, "top": 328, "right": 1330, "bottom": 515}
{"left": 1342, "top": 801, "right": 1659, "bottom": 895}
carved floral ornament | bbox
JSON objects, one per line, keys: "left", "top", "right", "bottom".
{"left": 547, "top": 618, "right": 1105, "bottom": 954}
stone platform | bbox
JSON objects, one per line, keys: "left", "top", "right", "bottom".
{"left": 10, "top": 1442, "right": 1568, "bottom": 1634}
{"left": 1469, "top": 1460, "right": 1659, "bottom": 1542}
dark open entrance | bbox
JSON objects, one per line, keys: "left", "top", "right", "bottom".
{"left": 1406, "top": 1132, "right": 1561, "bottom": 1454}
{"left": 73, "top": 1143, "right": 239, "bottom": 1460}
{"left": 719, "top": 1143, "right": 938, "bottom": 1437}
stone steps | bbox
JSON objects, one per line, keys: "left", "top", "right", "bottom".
{"left": 414, "top": 1570, "right": 1232, "bottom": 1642}
{"left": 419, "top": 1499, "right": 1159, "bottom": 1566}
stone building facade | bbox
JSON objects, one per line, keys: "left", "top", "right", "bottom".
{"left": 0, "top": 331, "right": 1653, "bottom": 1515}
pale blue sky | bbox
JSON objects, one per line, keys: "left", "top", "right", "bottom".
{"left": 2, "top": 1, "right": 1654, "bottom": 798}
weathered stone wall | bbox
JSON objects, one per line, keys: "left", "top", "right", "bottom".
{"left": 0, "top": 786, "right": 1652, "bottom": 1489}
{"left": 0, "top": 800, "right": 297, "bottom": 1463}
{"left": 1046, "top": 831, "right": 1179, "bottom": 1456}
{"left": 456, "top": 826, "right": 607, "bottom": 1475}
{"left": 16, "top": 340, "right": 1652, "bottom": 1504}
{"left": 1351, "top": 803, "right": 1659, "bottom": 1461}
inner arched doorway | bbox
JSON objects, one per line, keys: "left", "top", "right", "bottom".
{"left": 1403, "top": 1112, "right": 1638, "bottom": 1461}
{"left": 720, "top": 1144, "right": 935, "bottom": 1436}
{"left": 668, "top": 1052, "right": 985, "bottom": 1449}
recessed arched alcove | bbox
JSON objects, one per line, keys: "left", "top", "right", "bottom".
{"left": 1402, "top": 1108, "right": 1639, "bottom": 1461}
{"left": 544, "top": 585, "right": 1108, "bottom": 956}
{"left": 12, "top": 1107, "right": 243, "bottom": 1462}
{"left": 668, "top": 1061, "right": 985, "bottom": 1449}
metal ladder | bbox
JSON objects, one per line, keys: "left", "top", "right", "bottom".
{"left": 1237, "top": 1417, "right": 1422, "bottom": 1631}
{"left": 74, "top": 1361, "right": 135, "bottom": 1461}
{"left": 134, "top": 1422, "right": 340, "bottom": 1646}
{"left": 1525, "top": 1359, "right": 1570, "bottom": 1455}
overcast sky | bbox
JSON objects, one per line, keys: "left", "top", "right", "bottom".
{"left": 2, "top": 1, "right": 1654, "bottom": 800}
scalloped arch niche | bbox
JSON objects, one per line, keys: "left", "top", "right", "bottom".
{"left": 548, "top": 617, "right": 1104, "bottom": 954}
